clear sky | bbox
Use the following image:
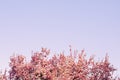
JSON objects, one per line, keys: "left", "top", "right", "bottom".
{"left": 0, "top": 0, "right": 120, "bottom": 75}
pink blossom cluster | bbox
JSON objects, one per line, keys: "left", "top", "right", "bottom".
{"left": 0, "top": 48, "right": 119, "bottom": 80}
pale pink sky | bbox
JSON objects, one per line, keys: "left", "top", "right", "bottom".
{"left": 0, "top": 0, "right": 120, "bottom": 75}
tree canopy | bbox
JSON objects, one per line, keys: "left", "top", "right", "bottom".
{"left": 0, "top": 48, "right": 119, "bottom": 80}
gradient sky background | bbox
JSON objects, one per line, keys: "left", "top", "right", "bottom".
{"left": 0, "top": 0, "right": 120, "bottom": 75}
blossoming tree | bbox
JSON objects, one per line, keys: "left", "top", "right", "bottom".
{"left": 0, "top": 48, "right": 119, "bottom": 80}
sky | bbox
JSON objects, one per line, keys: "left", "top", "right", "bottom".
{"left": 0, "top": 0, "right": 120, "bottom": 75}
